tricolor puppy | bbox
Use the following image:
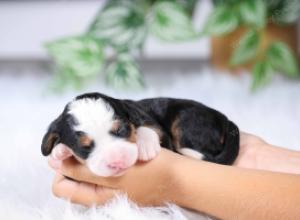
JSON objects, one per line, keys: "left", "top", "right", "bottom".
{"left": 41, "top": 93, "right": 239, "bottom": 177}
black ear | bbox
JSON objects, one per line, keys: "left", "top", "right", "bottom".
{"left": 41, "top": 132, "right": 60, "bottom": 156}
{"left": 41, "top": 117, "right": 62, "bottom": 156}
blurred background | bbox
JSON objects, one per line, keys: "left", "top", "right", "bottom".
{"left": 0, "top": 0, "right": 300, "bottom": 166}
{"left": 0, "top": 1, "right": 299, "bottom": 217}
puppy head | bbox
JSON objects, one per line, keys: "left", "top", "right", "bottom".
{"left": 41, "top": 95, "right": 138, "bottom": 177}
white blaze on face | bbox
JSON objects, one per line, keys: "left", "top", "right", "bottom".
{"left": 68, "top": 98, "right": 138, "bottom": 177}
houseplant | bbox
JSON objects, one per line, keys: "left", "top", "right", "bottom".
{"left": 46, "top": 0, "right": 198, "bottom": 91}
{"left": 46, "top": 0, "right": 299, "bottom": 91}
{"left": 205, "top": 0, "right": 300, "bottom": 90}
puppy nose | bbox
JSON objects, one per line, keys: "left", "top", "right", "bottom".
{"left": 107, "top": 160, "right": 127, "bottom": 170}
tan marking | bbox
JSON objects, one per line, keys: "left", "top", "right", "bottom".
{"left": 79, "top": 135, "right": 92, "bottom": 147}
{"left": 220, "top": 135, "right": 225, "bottom": 144}
{"left": 127, "top": 123, "right": 137, "bottom": 143}
{"left": 171, "top": 117, "right": 181, "bottom": 151}
{"left": 111, "top": 120, "right": 137, "bottom": 143}
{"left": 127, "top": 124, "right": 162, "bottom": 144}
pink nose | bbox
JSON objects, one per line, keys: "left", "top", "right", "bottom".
{"left": 107, "top": 160, "right": 127, "bottom": 171}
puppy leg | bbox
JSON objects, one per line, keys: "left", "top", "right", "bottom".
{"left": 136, "top": 127, "right": 161, "bottom": 161}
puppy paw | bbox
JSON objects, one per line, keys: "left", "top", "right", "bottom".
{"left": 136, "top": 127, "right": 161, "bottom": 161}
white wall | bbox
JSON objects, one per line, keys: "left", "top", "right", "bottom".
{"left": 0, "top": 0, "right": 212, "bottom": 59}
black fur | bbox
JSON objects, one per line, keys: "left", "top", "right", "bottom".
{"left": 42, "top": 92, "right": 240, "bottom": 165}
{"left": 41, "top": 105, "right": 93, "bottom": 159}
{"left": 130, "top": 97, "right": 239, "bottom": 165}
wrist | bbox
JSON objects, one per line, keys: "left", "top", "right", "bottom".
{"left": 144, "top": 149, "right": 185, "bottom": 205}
{"left": 169, "top": 155, "right": 205, "bottom": 209}
{"left": 161, "top": 151, "right": 185, "bottom": 204}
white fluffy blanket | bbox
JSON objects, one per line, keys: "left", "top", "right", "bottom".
{"left": 1, "top": 63, "right": 299, "bottom": 219}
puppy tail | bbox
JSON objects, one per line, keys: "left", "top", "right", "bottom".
{"left": 214, "top": 120, "right": 240, "bottom": 165}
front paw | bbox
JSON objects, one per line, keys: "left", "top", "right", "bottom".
{"left": 136, "top": 127, "right": 161, "bottom": 161}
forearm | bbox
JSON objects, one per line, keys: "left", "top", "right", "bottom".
{"left": 171, "top": 156, "right": 300, "bottom": 220}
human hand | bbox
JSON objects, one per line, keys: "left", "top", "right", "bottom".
{"left": 48, "top": 133, "right": 265, "bottom": 206}
{"left": 49, "top": 132, "right": 300, "bottom": 207}
{"left": 49, "top": 146, "right": 180, "bottom": 206}
{"left": 233, "top": 132, "right": 268, "bottom": 169}
{"left": 235, "top": 132, "right": 300, "bottom": 174}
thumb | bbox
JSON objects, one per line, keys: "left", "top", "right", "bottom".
{"left": 52, "top": 174, "right": 118, "bottom": 206}
{"left": 48, "top": 144, "right": 73, "bottom": 170}
{"left": 52, "top": 144, "right": 73, "bottom": 160}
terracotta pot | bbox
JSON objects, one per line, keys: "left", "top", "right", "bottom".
{"left": 211, "top": 23, "right": 299, "bottom": 71}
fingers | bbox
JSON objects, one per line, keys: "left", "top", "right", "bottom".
{"left": 52, "top": 174, "right": 79, "bottom": 198}
{"left": 52, "top": 144, "right": 73, "bottom": 160}
{"left": 48, "top": 144, "right": 73, "bottom": 170}
{"left": 52, "top": 174, "right": 116, "bottom": 206}
{"left": 57, "top": 157, "right": 122, "bottom": 188}
{"left": 47, "top": 145, "right": 122, "bottom": 188}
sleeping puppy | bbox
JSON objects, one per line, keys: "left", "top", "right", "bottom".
{"left": 41, "top": 92, "right": 239, "bottom": 177}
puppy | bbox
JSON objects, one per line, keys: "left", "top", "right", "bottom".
{"left": 41, "top": 93, "right": 239, "bottom": 177}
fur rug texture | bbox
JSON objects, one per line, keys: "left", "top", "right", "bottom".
{"left": 0, "top": 61, "right": 299, "bottom": 219}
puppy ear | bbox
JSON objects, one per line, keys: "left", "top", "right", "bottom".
{"left": 41, "top": 132, "right": 60, "bottom": 156}
{"left": 41, "top": 116, "right": 62, "bottom": 156}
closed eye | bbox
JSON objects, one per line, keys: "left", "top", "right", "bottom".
{"left": 75, "top": 145, "right": 94, "bottom": 159}
{"left": 75, "top": 140, "right": 95, "bottom": 159}
{"left": 80, "top": 144, "right": 94, "bottom": 152}
{"left": 110, "top": 124, "right": 130, "bottom": 138}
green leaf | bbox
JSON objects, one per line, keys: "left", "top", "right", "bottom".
{"left": 150, "top": 1, "right": 197, "bottom": 41}
{"left": 230, "top": 30, "right": 260, "bottom": 66}
{"left": 265, "top": 0, "right": 282, "bottom": 12}
{"left": 176, "top": 0, "right": 197, "bottom": 15}
{"left": 46, "top": 36, "right": 104, "bottom": 78}
{"left": 271, "top": 0, "right": 300, "bottom": 24}
{"left": 239, "top": 0, "right": 266, "bottom": 28}
{"left": 88, "top": 1, "right": 146, "bottom": 51}
{"left": 251, "top": 60, "right": 273, "bottom": 91}
{"left": 267, "top": 42, "right": 299, "bottom": 77}
{"left": 213, "top": 0, "right": 241, "bottom": 5}
{"left": 202, "top": 5, "right": 239, "bottom": 36}
{"left": 105, "top": 54, "right": 144, "bottom": 89}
